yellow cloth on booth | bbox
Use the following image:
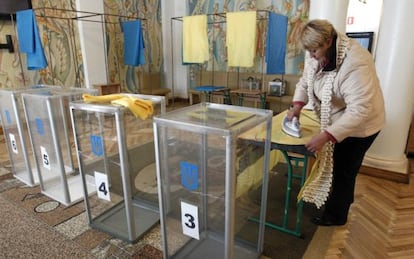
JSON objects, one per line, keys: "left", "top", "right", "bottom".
{"left": 226, "top": 11, "right": 257, "bottom": 67}
{"left": 82, "top": 93, "right": 123, "bottom": 103}
{"left": 82, "top": 94, "right": 153, "bottom": 120}
{"left": 111, "top": 96, "right": 153, "bottom": 120}
{"left": 183, "top": 15, "right": 209, "bottom": 63}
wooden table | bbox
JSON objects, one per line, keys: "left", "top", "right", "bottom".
{"left": 231, "top": 88, "right": 267, "bottom": 109}
{"left": 192, "top": 86, "right": 231, "bottom": 104}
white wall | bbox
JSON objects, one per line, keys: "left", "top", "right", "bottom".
{"left": 346, "top": 0, "right": 383, "bottom": 54}
{"left": 76, "top": 0, "right": 107, "bottom": 88}
{"left": 162, "top": 1, "right": 188, "bottom": 99}
{"left": 309, "top": 0, "right": 350, "bottom": 34}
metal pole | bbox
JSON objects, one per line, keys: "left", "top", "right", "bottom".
{"left": 47, "top": 97, "right": 71, "bottom": 205}
{"left": 10, "top": 15, "right": 26, "bottom": 86}
{"left": 170, "top": 18, "right": 175, "bottom": 105}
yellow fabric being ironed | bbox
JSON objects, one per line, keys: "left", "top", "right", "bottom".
{"left": 239, "top": 109, "right": 320, "bottom": 145}
{"left": 236, "top": 149, "right": 281, "bottom": 198}
{"left": 183, "top": 15, "right": 209, "bottom": 63}
{"left": 82, "top": 94, "right": 153, "bottom": 120}
{"left": 238, "top": 109, "right": 321, "bottom": 200}
{"left": 226, "top": 11, "right": 257, "bottom": 67}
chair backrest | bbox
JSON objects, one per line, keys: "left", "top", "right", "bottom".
{"left": 196, "top": 71, "right": 228, "bottom": 88}
{"left": 138, "top": 71, "right": 161, "bottom": 91}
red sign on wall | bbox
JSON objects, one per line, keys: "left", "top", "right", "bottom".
{"left": 347, "top": 16, "right": 354, "bottom": 25}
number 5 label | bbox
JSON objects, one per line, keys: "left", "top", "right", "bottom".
{"left": 181, "top": 201, "right": 199, "bottom": 240}
{"left": 40, "top": 146, "right": 50, "bottom": 170}
{"left": 94, "top": 171, "right": 110, "bottom": 201}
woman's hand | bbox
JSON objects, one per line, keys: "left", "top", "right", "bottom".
{"left": 305, "top": 131, "right": 330, "bottom": 153}
{"left": 286, "top": 104, "right": 302, "bottom": 120}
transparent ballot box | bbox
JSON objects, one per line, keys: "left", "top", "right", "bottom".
{"left": 153, "top": 102, "right": 272, "bottom": 259}
{"left": 0, "top": 85, "right": 61, "bottom": 186}
{"left": 69, "top": 94, "right": 166, "bottom": 243}
{"left": 21, "top": 87, "right": 97, "bottom": 206}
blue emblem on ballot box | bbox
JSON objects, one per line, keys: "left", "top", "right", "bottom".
{"left": 35, "top": 118, "right": 44, "bottom": 135}
{"left": 180, "top": 161, "right": 199, "bottom": 191}
{"left": 90, "top": 135, "right": 104, "bottom": 157}
{"left": 5, "top": 110, "right": 11, "bottom": 124}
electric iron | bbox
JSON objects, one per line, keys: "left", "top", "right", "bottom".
{"left": 282, "top": 115, "right": 301, "bottom": 138}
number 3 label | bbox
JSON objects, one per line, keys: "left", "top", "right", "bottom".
{"left": 94, "top": 171, "right": 110, "bottom": 201}
{"left": 181, "top": 201, "right": 199, "bottom": 240}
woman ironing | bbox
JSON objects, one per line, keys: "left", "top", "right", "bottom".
{"left": 287, "top": 19, "right": 386, "bottom": 226}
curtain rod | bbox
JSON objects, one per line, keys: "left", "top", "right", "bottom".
{"left": 33, "top": 7, "right": 146, "bottom": 23}
{"left": 171, "top": 9, "right": 273, "bottom": 21}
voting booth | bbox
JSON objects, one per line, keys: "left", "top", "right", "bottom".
{"left": 0, "top": 85, "right": 60, "bottom": 186}
{"left": 21, "top": 87, "right": 97, "bottom": 206}
{"left": 153, "top": 102, "right": 272, "bottom": 259}
{"left": 70, "top": 94, "right": 165, "bottom": 243}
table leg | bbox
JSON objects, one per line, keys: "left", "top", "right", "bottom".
{"left": 248, "top": 149, "right": 308, "bottom": 237}
{"left": 206, "top": 92, "right": 211, "bottom": 102}
{"left": 237, "top": 94, "right": 244, "bottom": 106}
{"left": 260, "top": 93, "right": 267, "bottom": 109}
{"left": 224, "top": 90, "right": 232, "bottom": 105}
{"left": 262, "top": 151, "right": 308, "bottom": 237}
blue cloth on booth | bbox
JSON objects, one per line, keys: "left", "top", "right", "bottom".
{"left": 266, "top": 12, "right": 288, "bottom": 74}
{"left": 121, "top": 20, "right": 145, "bottom": 66}
{"left": 16, "top": 9, "right": 48, "bottom": 70}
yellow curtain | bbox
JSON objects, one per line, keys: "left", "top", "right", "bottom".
{"left": 182, "top": 15, "right": 209, "bottom": 63}
{"left": 226, "top": 11, "right": 257, "bottom": 67}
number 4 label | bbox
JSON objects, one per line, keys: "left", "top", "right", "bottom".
{"left": 181, "top": 201, "right": 200, "bottom": 240}
{"left": 94, "top": 171, "right": 110, "bottom": 201}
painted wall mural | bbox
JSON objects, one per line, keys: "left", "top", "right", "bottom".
{"left": 33, "top": 0, "right": 84, "bottom": 88}
{"left": 0, "top": 0, "right": 162, "bottom": 93}
{"left": 0, "top": 21, "right": 25, "bottom": 89}
{"left": 0, "top": 0, "right": 83, "bottom": 89}
{"left": 104, "top": 0, "right": 163, "bottom": 93}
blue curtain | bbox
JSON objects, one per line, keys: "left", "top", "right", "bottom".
{"left": 265, "top": 12, "right": 288, "bottom": 74}
{"left": 121, "top": 20, "right": 145, "bottom": 66}
{"left": 16, "top": 9, "right": 48, "bottom": 70}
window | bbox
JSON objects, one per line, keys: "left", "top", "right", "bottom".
{"left": 346, "top": 32, "right": 374, "bottom": 52}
